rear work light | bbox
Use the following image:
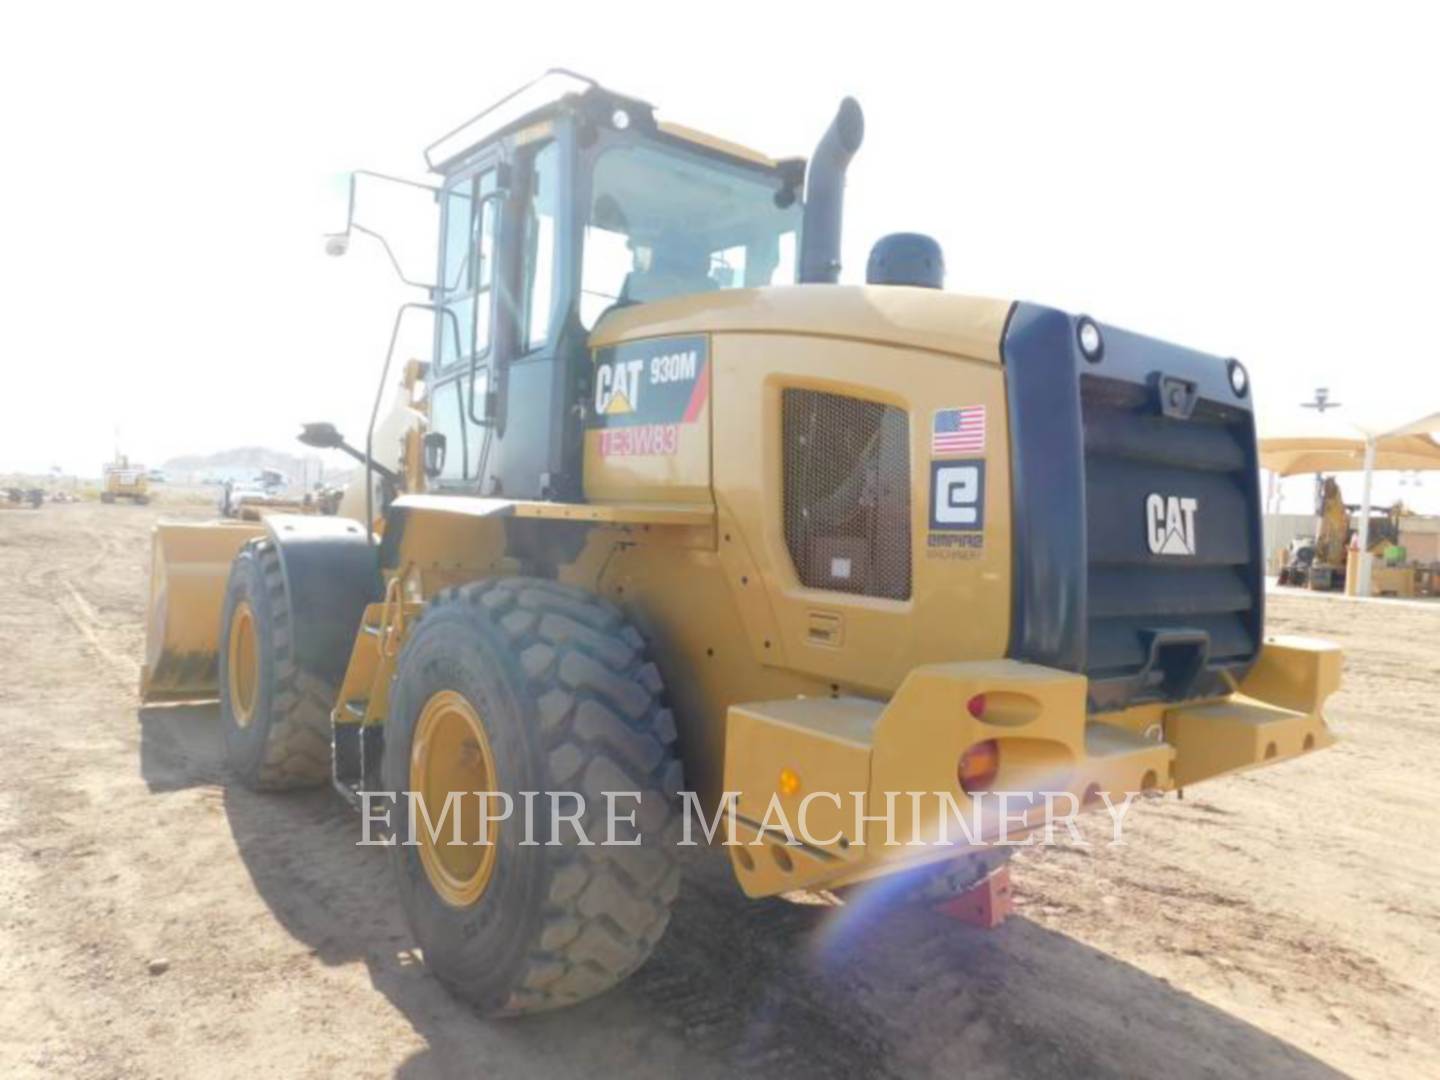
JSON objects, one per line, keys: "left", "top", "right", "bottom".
{"left": 959, "top": 739, "right": 1000, "bottom": 794}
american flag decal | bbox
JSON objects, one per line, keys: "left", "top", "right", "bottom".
{"left": 932, "top": 405, "right": 986, "bottom": 455}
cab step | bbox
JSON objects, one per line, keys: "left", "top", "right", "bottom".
{"left": 331, "top": 715, "right": 384, "bottom": 811}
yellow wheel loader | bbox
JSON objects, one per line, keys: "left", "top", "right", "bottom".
{"left": 101, "top": 456, "right": 150, "bottom": 504}
{"left": 141, "top": 71, "right": 1341, "bottom": 1016}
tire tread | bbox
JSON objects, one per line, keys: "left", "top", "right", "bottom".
{"left": 238, "top": 540, "right": 331, "bottom": 790}
{"left": 418, "top": 577, "right": 682, "bottom": 1014}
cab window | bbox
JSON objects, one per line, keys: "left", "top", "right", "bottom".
{"left": 520, "top": 141, "right": 559, "bottom": 353}
{"left": 579, "top": 142, "right": 799, "bottom": 328}
{"left": 438, "top": 168, "right": 497, "bottom": 367}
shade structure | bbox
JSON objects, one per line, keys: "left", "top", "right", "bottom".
{"left": 1259, "top": 433, "right": 1440, "bottom": 477}
{"left": 1386, "top": 411, "right": 1440, "bottom": 438}
{"left": 1259, "top": 412, "right": 1440, "bottom": 597}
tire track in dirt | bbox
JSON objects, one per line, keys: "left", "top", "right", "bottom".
{"left": 11, "top": 517, "right": 144, "bottom": 690}
{"left": 57, "top": 579, "right": 139, "bottom": 689}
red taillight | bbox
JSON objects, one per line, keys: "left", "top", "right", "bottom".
{"left": 967, "top": 693, "right": 987, "bottom": 719}
{"left": 959, "top": 739, "right": 1000, "bottom": 793}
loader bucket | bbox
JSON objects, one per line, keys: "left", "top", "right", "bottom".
{"left": 140, "top": 521, "right": 266, "bottom": 703}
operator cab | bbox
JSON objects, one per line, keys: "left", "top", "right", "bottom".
{"left": 418, "top": 72, "right": 804, "bottom": 501}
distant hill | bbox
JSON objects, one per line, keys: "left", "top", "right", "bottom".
{"left": 159, "top": 447, "right": 350, "bottom": 488}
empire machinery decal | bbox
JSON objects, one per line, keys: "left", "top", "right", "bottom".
{"left": 589, "top": 335, "right": 709, "bottom": 457}
{"left": 927, "top": 458, "right": 986, "bottom": 559}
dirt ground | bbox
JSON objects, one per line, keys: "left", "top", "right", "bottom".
{"left": 1, "top": 498, "right": 1437, "bottom": 1079}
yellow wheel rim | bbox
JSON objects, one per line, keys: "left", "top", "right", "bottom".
{"left": 410, "top": 690, "right": 501, "bottom": 908}
{"left": 228, "top": 601, "right": 258, "bottom": 728}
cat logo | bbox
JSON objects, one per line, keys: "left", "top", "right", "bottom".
{"left": 1146, "top": 493, "right": 1198, "bottom": 556}
{"left": 596, "top": 358, "right": 644, "bottom": 416}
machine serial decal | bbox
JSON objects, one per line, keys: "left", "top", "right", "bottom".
{"left": 598, "top": 424, "right": 680, "bottom": 457}
{"left": 589, "top": 335, "right": 710, "bottom": 432}
{"left": 931, "top": 405, "right": 986, "bottom": 456}
{"left": 1146, "top": 493, "right": 1198, "bottom": 556}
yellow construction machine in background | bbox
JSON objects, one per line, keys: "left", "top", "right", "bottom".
{"left": 101, "top": 456, "right": 150, "bottom": 505}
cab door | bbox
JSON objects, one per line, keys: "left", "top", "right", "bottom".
{"left": 428, "top": 152, "right": 503, "bottom": 489}
{"left": 483, "top": 133, "right": 584, "bottom": 501}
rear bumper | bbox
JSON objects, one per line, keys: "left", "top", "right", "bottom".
{"left": 721, "top": 635, "right": 1340, "bottom": 897}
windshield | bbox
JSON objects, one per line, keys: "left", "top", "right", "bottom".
{"left": 580, "top": 142, "right": 799, "bottom": 327}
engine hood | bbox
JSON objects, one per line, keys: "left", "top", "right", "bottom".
{"left": 588, "top": 284, "right": 1012, "bottom": 365}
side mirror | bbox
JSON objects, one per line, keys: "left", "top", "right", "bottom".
{"left": 324, "top": 232, "right": 350, "bottom": 257}
{"left": 423, "top": 432, "right": 447, "bottom": 478}
{"left": 298, "top": 422, "right": 345, "bottom": 450}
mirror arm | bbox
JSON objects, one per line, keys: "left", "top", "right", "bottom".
{"left": 326, "top": 170, "right": 443, "bottom": 291}
{"left": 334, "top": 440, "right": 398, "bottom": 483}
{"left": 351, "top": 223, "right": 436, "bottom": 291}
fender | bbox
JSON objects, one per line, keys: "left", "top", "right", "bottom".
{"left": 262, "top": 514, "right": 382, "bottom": 690}
{"left": 379, "top": 494, "right": 592, "bottom": 579}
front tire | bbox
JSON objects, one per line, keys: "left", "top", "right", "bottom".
{"left": 217, "top": 539, "right": 332, "bottom": 790}
{"left": 384, "top": 578, "right": 683, "bottom": 1016}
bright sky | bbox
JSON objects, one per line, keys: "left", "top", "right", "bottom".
{"left": 3, "top": 2, "right": 1438, "bottom": 513}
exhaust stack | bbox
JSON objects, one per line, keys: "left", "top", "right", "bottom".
{"left": 798, "top": 97, "right": 865, "bottom": 284}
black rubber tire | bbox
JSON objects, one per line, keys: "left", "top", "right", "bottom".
{"left": 384, "top": 577, "right": 683, "bottom": 1016}
{"left": 218, "top": 539, "right": 333, "bottom": 791}
{"left": 100, "top": 492, "right": 114, "bottom": 504}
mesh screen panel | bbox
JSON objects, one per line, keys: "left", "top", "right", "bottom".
{"left": 781, "top": 389, "right": 911, "bottom": 599}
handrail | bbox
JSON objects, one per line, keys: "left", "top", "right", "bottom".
{"left": 366, "top": 302, "right": 464, "bottom": 540}
{"left": 424, "top": 68, "right": 602, "bottom": 172}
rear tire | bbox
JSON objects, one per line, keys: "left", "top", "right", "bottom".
{"left": 384, "top": 578, "right": 683, "bottom": 1016}
{"left": 218, "top": 539, "right": 332, "bottom": 790}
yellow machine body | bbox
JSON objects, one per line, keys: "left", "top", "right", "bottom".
{"left": 292, "top": 286, "right": 1335, "bottom": 897}
{"left": 142, "top": 285, "right": 1342, "bottom": 896}
{"left": 140, "top": 81, "right": 1340, "bottom": 909}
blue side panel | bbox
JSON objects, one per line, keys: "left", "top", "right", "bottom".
{"left": 999, "top": 303, "right": 1089, "bottom": 674}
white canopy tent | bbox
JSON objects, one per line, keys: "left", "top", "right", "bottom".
{"left": 1259, "top": 411, "right": 1440, "bottom": 596}
{"left": 1387, "top": 411, "right": 1440, "bottom": 439}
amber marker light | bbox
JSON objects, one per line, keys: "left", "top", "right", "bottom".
{"left": 778, "top": 767, "right": 802, "bottom": 797}
{"left": 959, "top": 739, "right": 1000, "bottom": 794}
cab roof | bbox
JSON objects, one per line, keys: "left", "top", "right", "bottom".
{"left": 425, "top": 68, "right": 785, "bottom": 176}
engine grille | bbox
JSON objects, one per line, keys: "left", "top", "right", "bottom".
{"left": 1002, "top": 303, "right": 1264, "bottom": 714}
{"left": 1081, "top": 374, "right": 1261, "bottom": 707}
{"left": 781, "top": 389, "right": 911, "bottom": 600}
